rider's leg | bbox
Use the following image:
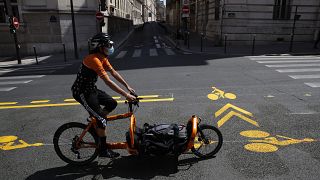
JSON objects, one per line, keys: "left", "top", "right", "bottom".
{"left": 96, "top": 89, "right": 119, "bottom": 158}
{"left": 74, "top": 91, "right": 119, "bottom": 158}
{"left": 97, "top": 89, "right": 117, "bottom": 118}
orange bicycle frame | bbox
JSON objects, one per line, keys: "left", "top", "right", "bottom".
{"left": 76, "top": 111, "right": 199, "bottom": 155}
{"left": 75, "top": 112, "right": 138, "bottom": 154}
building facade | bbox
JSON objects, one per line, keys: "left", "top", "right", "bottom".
{"left": 105, "top": 0, "right": 143, "bottom": 24}
{"left": 156, "top": 0, "right": 165, "bottom": 22}
{"left": 0, "top": 0, "right": 146, "bottom": 57}
{"left": 167, "top": 0, "right": 320, "bottom": 45}
{"left": 0, "top": 0, "right": 99, "bottom": 56}
{"left": 142, "top": 0, "right": 157, "bottom": 22}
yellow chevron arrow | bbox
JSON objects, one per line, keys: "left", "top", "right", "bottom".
{"left": 215, "top": 103, "right": 253, "bottom": 117}
{"left": 217, "top": 111, "right": 259, "bottom": 128}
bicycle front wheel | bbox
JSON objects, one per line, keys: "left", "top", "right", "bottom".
{"left": 53, "top": 122, "right": 99, "bottom": 165}
{"left": 191, "top": 124, "right": 223, "bottom": 158}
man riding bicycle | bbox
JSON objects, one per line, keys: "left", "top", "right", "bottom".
{"left": 71, "top": 33, "right": 136, "bottom": 158}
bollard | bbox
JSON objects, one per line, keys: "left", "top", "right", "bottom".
{"left": 289, "top": 33, "right": 294, "bottom": 52}
{"left": 63, "top": 43, "right": 67, "bottom": 62}
{"left": 224, "top": 34, "right": 227, "bottom": 54}
{"left": 187, "top": 32, "right": 190, "bottom": 49}
{"left": 201, "top": 33, "right": 204, "bottom": 52}
{"left": 88, "top": 39, "right": 91, "bottom": 54}
{"left": 252, "top": 34, "right": 256, "bottom": 55}
{"left": 33, "top": 46, "right": 38, "bottom": 65}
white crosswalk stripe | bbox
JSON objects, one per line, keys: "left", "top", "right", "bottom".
{"left": 115, "top": 51, "right": 127, "bottom": 59}
{"left": 132, "top": 49, "right": 142, "bottom": 58}
{"left": 289, "top": 74, "right": 320, "bottom": 79}
{"left": 266, "top": 63, "right": 320, "bottom": 68}
{"left": 149, "top": 49, "right": 158, "bottom": 56}
{"left": 249, "top": 55, "right": 320, "bottom": 88}
{"left": 249, "top": 56, "right": 320, "bottom": 61}
{"left": 276, "top": 68, "right": 320, "bottom": 73}
{"left": 115, "top": 48, "right": 176, "bottom": 59}
{"left": 164, "top": 48, "right": 175, "bottom": 56}
{"left": 304, "top": 82, "right": 320, "bottom": 88}
{"left": 0, "top": 87, "right": 16, "bottom": 91}
{"left": 0, "top": 68, "right": 15, "bottom": 75}
{"left": 257, "top": 60, "right": 320, "bottom": 64}
{"left": 0, "top": 62, "right": 71, "bottom": 91}
{"left": 0, "top": 80, "right": 32, "bottom": 85}
{"left": 0, "top": 75, "right": 45, "bottom": 80}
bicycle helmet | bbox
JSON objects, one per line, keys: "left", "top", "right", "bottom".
{"left": 89, "top": 33, "right": 114, "bottom": 52}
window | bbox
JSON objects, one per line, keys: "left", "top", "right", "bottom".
{"left": 273, "top": 0, "right": 291, "bottom": 20}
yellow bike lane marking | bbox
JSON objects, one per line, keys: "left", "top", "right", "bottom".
{"left": 208, "top": 85, "right": 317, "bottom": 153}
{"left": 0, "top": 95, "right": 174, "bottom": 110}
{"left": 0, "top": 136, "right": 43, "bottom": 151}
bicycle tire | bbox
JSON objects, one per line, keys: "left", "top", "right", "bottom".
{"left": 224, "top": 93, "right": 236, "bottom": 100}
{"left": 191, "top": 124, "right": 223, "bottom": 158}
{"left": 207, "top": 94, "right": 219, "bottom": 101}
{"left": 53, "top": 122, "right": 99, "bottom": 165}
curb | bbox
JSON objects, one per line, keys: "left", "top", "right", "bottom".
{"left": 164, "top": 35, "right": 320, "bottom": 57}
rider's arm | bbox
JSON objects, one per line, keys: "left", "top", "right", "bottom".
{"left": 109, "top": 68, "right": 131, "bottom": 89}
{"left": 84, "top": 57, "right": 130, "bottom": 98}
{"left": 101, "top": 74, "right": 130, "bottom": 98}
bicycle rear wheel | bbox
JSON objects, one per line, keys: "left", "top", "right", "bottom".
{"left": 191, "top": 124, "right": 223, "bottom": 158}
{"left": 53, "top": 122, "right": 99, "bottom": 165}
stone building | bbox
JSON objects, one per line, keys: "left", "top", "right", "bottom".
{"left": 167, "top": 0, "right": 320, "bottom": 45}
{"left": 142, "top": 0, "right": 157, "bottom": 22}
{"left": 105, "top": 0, "right": 143, "bottom": 25}
{"left": 156, "top": 0, "right": 165, "bottom": 22}
{"left": 0, "top": 0, "right": 100, "bottom": 56}
{"left": 0, "top": 0, "right": 145, "bottom": 57}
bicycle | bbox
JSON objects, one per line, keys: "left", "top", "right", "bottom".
{"left": 207, "top": 86, "right": 236, "bottom": 101}
{"left": 53, "top": 97, "right": 223, "bottom": 165}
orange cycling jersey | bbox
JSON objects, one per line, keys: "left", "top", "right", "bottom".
{"left": 71, "top": 53, "right": 113, "bottom": 95}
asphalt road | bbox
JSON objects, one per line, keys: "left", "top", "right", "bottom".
{"left": 0, "top": 22, "right": 319, "bottom": 180}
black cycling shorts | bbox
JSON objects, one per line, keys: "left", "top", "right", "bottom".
{"left": 73, "top": 89, "right": 117, "bottom": 128}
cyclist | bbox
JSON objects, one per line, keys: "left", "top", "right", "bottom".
{"left": 71, "top": 33, "right": 136, "bottom": 158}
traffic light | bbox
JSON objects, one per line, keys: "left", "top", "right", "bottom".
{"left": 100, "top": 0, "right": 106, "bottom": 11}
{"left": 10, "top": 25, "right": 17, "bottom": 34}
{"left": 8, "top": 17, "right": 16, "bottom": 34}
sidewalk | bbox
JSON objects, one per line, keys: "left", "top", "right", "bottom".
{"left": 161, "top": 24, "right": 320, "bottom": 56}
{"left": 0, "top": 28, "right": 135, "bottom": 68}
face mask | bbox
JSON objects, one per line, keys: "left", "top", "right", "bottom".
{"left": 103, "top": 46, "right": 114, "bottom": 56}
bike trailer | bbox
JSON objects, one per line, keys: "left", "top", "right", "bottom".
{"left": 126, "top": 123, "right": 188, "bottom": 156}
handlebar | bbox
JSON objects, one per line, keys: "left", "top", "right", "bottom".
{"left": 125, "top": 93, "right": 142, "bottom": 112}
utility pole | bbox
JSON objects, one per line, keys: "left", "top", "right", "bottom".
{"left": 4, "top": 0, "right": 21, "bottom": 64}
{"left": 70, "top": 0, "right": 79, "bottom": 59}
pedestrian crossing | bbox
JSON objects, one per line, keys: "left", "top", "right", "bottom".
{"left": 249, "top": 55, "right": 320, "bottom": 88}
{"left": 0, "top": 63, "right": 72, "bottom": 92}
{"left": 115, "top": 48, "right": 176, "bottom": 59}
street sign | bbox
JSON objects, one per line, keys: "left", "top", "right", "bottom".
{"left": 12, "top": 17, "right": 19, "bottom": 29}
{"left": 96, "top": 12, "right": 104, "bottom": 20}
{"left": 182, "top": 5, "right": 189, "bottom": 13}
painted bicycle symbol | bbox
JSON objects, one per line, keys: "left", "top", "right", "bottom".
{"left": 207, "top": 87, "right": 236, "bottom": 101}
{"left": 240, "top": 130, "right": 315, "bottom": 153}
{"left": 0, "top": 135, "right": 43, "bottom": 151}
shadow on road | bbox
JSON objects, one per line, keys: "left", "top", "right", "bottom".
{"left": 26, "top": 155, "right": 215, "bottom": 179}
